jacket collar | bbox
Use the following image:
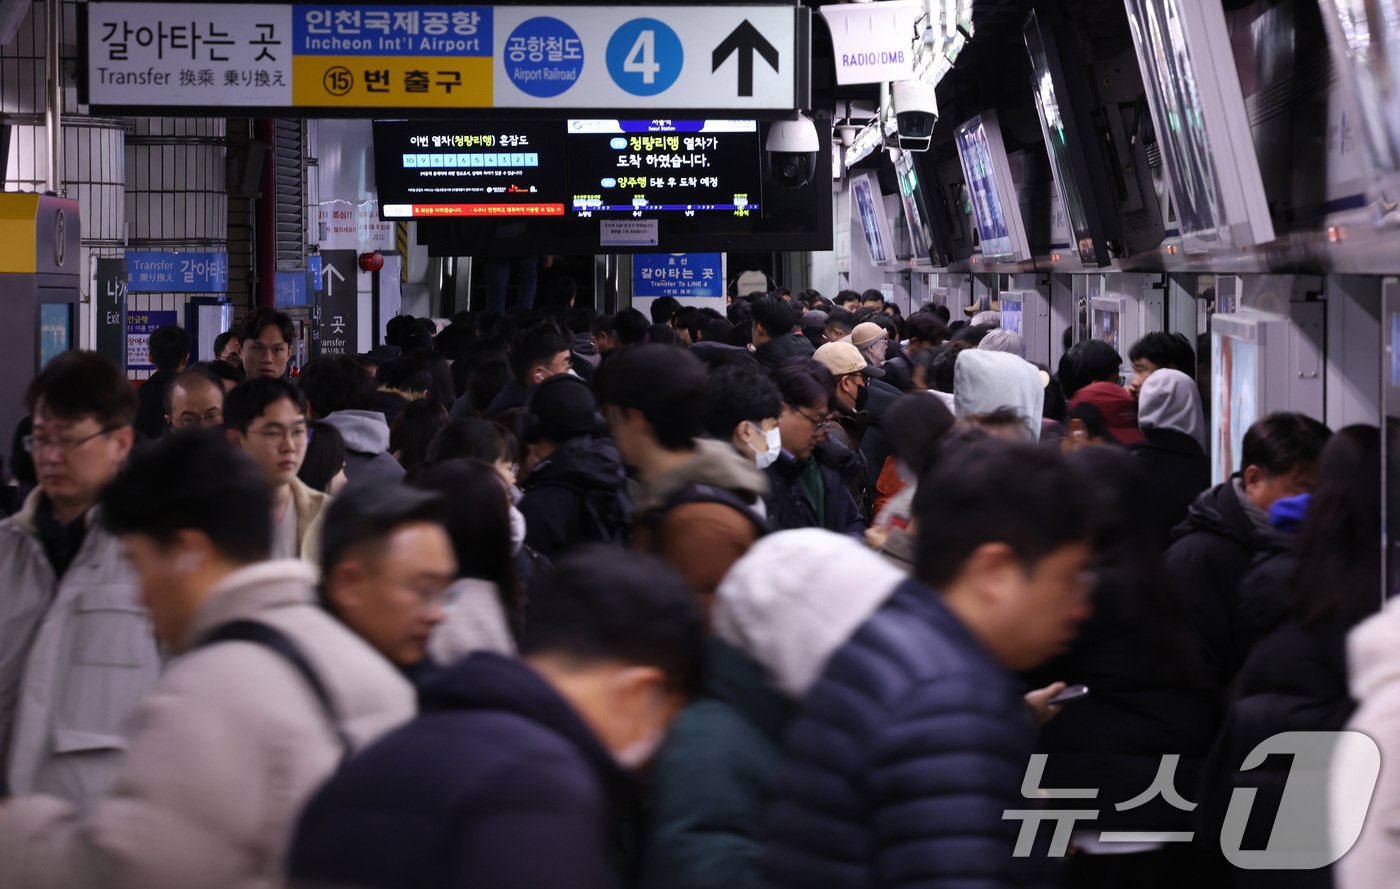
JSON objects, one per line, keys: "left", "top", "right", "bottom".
{"left": 13, "top": 489, "right": 100, "bottom": 536}
{"left": 178, "top": 559, "right": 319, "bottom": 654}
{"left": 418, "top": 652, "right": 634, "bottom": 804}
{"left": 288, "top": 477, "right": 328, "bottom": 543}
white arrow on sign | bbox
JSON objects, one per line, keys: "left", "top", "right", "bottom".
{"left": 320, "top": 262, "right": 345, "bottom": 297}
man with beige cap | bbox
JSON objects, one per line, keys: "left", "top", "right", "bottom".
{"left": 813, "top": 340, "right": 900, "bottom": 516}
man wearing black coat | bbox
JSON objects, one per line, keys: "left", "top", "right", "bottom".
{"left": 751, "top": 296, "right": 812, "bottom": 371}
{"left": 764, "top": 439, "right": 1097, "bottom": 889}
{"left": 287, "top": 548, "right": 705, "bottom": 889}
{"left": 518, "top": 375, "right": 632, "bottom": 558}
{"left": 1163, "top": 412, "right": 1329, "bottom": 693}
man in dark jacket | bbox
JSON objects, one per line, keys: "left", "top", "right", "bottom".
{"left": 751, "top": 296, "right": 812, "bottom": 371}
{"left": 764, "top": 438, "right": 1097, "bottom": 889}
{"left": 1163, "top": 412, "right": 1330, "bottom": 694}
{"left": 765, "top": 361, "right": 866, "bottom": 538}
{"left": 134, "top": 325, "right": 191, "bottom": 439}
{"left": 287, "top": 547, "right": 705, "bottom": 889}
{"left": 518, "top": 375, "right": 632, "bottom": 558}
{"left": 488, "top": 323, "right": 574, "bottom": 417}
{"left": 299, "top": 356, "right": 405, "bottom": 483}
{"left": 813, "top": 341, "right": 898, "bottom": 510}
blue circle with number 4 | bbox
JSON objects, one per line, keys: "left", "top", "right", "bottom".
{"left": 606, "top": 19, "right": 683, "bottom": 96}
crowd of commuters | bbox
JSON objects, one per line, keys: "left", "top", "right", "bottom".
{"left": 0, "top": 290, "right": 1389, "bottom": 889}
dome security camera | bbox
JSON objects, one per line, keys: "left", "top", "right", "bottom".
{"left": 766, "top": 115, "right": 820, "bottom": 188}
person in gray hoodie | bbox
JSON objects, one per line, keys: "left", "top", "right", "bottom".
{"left": 640, "top": 531, "right": 907, "bottom": 889}
{"left": 299, "top": 356, "right": 405, "bottom": 483}
{"left": 954, "top": 349, "right": 1045, "bottom": 441}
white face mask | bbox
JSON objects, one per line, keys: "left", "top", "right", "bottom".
{"left": 748, "top": 422, "right": 783, "bottom": 470}
{"left": 509, "top": 504, "right": 526, "bottom": 554}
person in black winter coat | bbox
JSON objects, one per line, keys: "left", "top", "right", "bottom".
{"left": 133, "top": 325, "right": 192, "bottom": 439}
{"left": 1132, "top": 369, "right": 1211, "bottom": 546}
{"left": 1025, "top": 446, "right": 1222, "bottom": 888}
{"left": 752, "top": 296, "right": 812, "bottom": 371}
{"left": 764, "top": 363, "right": 865, "bottom": 538}
{"left": 517, "top": 375, "right": 631, "bottom": 558}
{"left": 764, "top": 438, "right": 1098, "bottom": 889}
{"left": 1163, "top": 412, "right": 1330, "bottom": 695}
{"left": 1196, "top": 425, "right": 1382, "bottom": 889}
{"left": 287, "top": 547, "right": 706, "bottom": 889}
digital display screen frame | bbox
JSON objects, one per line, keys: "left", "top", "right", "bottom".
{"left": 953, "top": 110, "right": 1032, "bottom": 262}
{"left": 893, "top": 150, "right": 933, "bottom": 264}
{"left": 851, "top": 172, "right": 894, "bottom": 267}
{"left": 1123, "top": 0, "right": 1275, "bottom": 252}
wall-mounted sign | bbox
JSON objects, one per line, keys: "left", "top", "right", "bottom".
{"left": 127, "top": 251, "right": 229, "bottom": 292}
{"left": 83, "top": 3, "right": 808, "bottom": 113}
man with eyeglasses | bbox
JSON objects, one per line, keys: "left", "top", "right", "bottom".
{"left": 0, "top": 352, "right": 160, "bottom": 802}
{"left": 239, "top": 308, "right": 296, "bottom": 380}
{"left": 164, "top": 365, "right": 226, "bottom": 432}
{"left": 224, "top": 378, "right": 327, "bottom": 563}
{"left": 318, "top": 480, "right": 457, "bottom": 678}
{"left": 764, "top": 360, "right": 867, "bottom": 539}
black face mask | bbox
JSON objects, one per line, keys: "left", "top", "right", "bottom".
{"left": 854, "top": 380, "right": 869, "bottom": 411}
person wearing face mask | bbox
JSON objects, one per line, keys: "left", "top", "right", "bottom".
{"left": 813, "top": 341, "right": 897, "bottom": 511}
{"left": 286, "top": 546, "right": 706, "bottom": 889}
{"left": 0, "top": 433, "right": 414, "bottom": 889}
{"left": 516, "top": 375, "right": 632, "bottom": 560}
{"left": 702, "top": 365, "right": 784, "bottom": 478}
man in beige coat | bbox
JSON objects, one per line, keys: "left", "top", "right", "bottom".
{"left": 0, "top": 433, "right": 416, "bottom": 889}
{"left": 0, "top": 353, "right": 158, "bottom": 803}
{"left": 223, "top": 378, "right": 329, "bottom": 564}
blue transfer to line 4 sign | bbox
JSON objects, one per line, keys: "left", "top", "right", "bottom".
{"left": 126, "top": 252, "right": 228, "bottom": 293}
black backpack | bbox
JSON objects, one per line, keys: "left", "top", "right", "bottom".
{"left": 194, "top": 620, "right": 353, "bottom": 762}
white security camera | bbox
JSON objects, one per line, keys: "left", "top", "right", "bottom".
{"left": 767, "top": 115, "right": 820, "bottom": 188}
{"left": 891, "top": 80, "right": 937, "bottom": 152}
{"left": 836, "top": 124, "right": 860, "bottom": 148}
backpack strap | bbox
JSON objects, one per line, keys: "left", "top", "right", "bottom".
{"left": 194, "top": 619, "right": 354, "bottom": 761}
{"left": 661, "top": 483, "right": 771, "bottom": 539}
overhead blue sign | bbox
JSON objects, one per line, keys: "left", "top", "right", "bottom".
{"left": 127, "top": 252, "right": 229, "bottom": 293}
{"left": 275, "top": 270, "right": 311, "bottom": 307}
{"left": 632, "top": 252, "right": 724, "bottom": 299}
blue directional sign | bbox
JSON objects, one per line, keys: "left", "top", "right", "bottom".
{"left": 127, "top": 252, "right": 228, "bottom": 293}
{"left": 633, "top": 252, "right": 724, "bottom": 299}
{"left": 275, "top": 270, "right": 311, "bottom": 307}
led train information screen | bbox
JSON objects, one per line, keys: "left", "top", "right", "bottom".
{"left": 564, "top": 120, "right": 762, "bottom": 217}
{"left": 372, "top": 120, "right": 566, "bottom": 219}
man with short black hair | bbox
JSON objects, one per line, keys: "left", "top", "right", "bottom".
{"left": 518, "top": 375, "right": 631, "bottom": 560}
{"left": 0, "top": 352, "right": 156, "bottom": 802}
{"left": 834, "top": 290, "right": 861, "bottom": 310}
{"left": 766, "top": 360, "right": 866, "bottom": 538}
{"left": 214, "top": 330, "right": 241, "bottom": 368}
{"left": 702, "top": 364, "right": 784, "bottom": 472}
{"left": 651, "top": 295, "right": 683, "bottom": 327}
{"left": 225, "top": 377, "right": 327, "bottom": 562}
{"left": 319, "top": 480, "right": 457, "bottom": 673}
{"left": 1165, "top": 411, "right": 1332, "bottom": 689}
{"left": 135, "top": 324, "right": 193, "bottom": 439}
{"left": 597, "top": 345, "right": 768, "bottom": 607}
{"left": 372, "top": 353, "right": 432, "bottom": 429}
{"left": 823, "top": 307, "right": 858, "bottom": 344}
{"left": 751, "top": 295, "right": 812, "bottom": 370}
{"left": 860, "top": 289, "right": 886, "bottom": 312}
{"left": 299, "top": 356, "right": 405, "bottom": 483}
{"left": 164, "top": 365, "right": 226, "bottom": 431}
{"left": 239, "top": 308, "right": 296, "bottom": 380}
{"left": 1127, "top": 330, "right": 1196, "bottom": 397}
{"left": 883, "top": 312, "right": 947, "bottom": 391}
{"left": 288, "top": 546, "right": 705, "bottom": 889}
{"left": 1057, "top": 339, "right": 1123, "bottom": 400}
{"left": 0, "top": 433, "right": 413, "bottom": 888}
{"left": 487, "top": 323, "right": 573, "bottom": 416}
{"left": 766, "top": 438, "right": 1097, "bottom": 889}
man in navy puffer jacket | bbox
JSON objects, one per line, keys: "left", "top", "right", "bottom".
{"left": 764, "top": 437, "right": 1099, "bottom": 889}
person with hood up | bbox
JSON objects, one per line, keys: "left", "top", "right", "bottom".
{"left": 597, "top": 346, "right": 769, "bottom": 609}
{"left": 1163, "top": 412, "right": 1331, "bottom": 694}
{"left": 1132, "top": 368, "right": 1210, "bottom": 546}
{"left": 953, "top": 348, "right": 1045, "bottom": 440}
{"left": 517, "top": 375, "right": 632, "bottom": 559}
{"left": 299, "top": 356, "right": 406, "bottom": 484}
{"left": 1197, "top": 425, "right": 1381, "bottom": 889}
{"left": 287, "top": 547, "right": 706, "bottom": 889}
{"left": 640, "top": 531, "right": 906, "bottom": 889}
